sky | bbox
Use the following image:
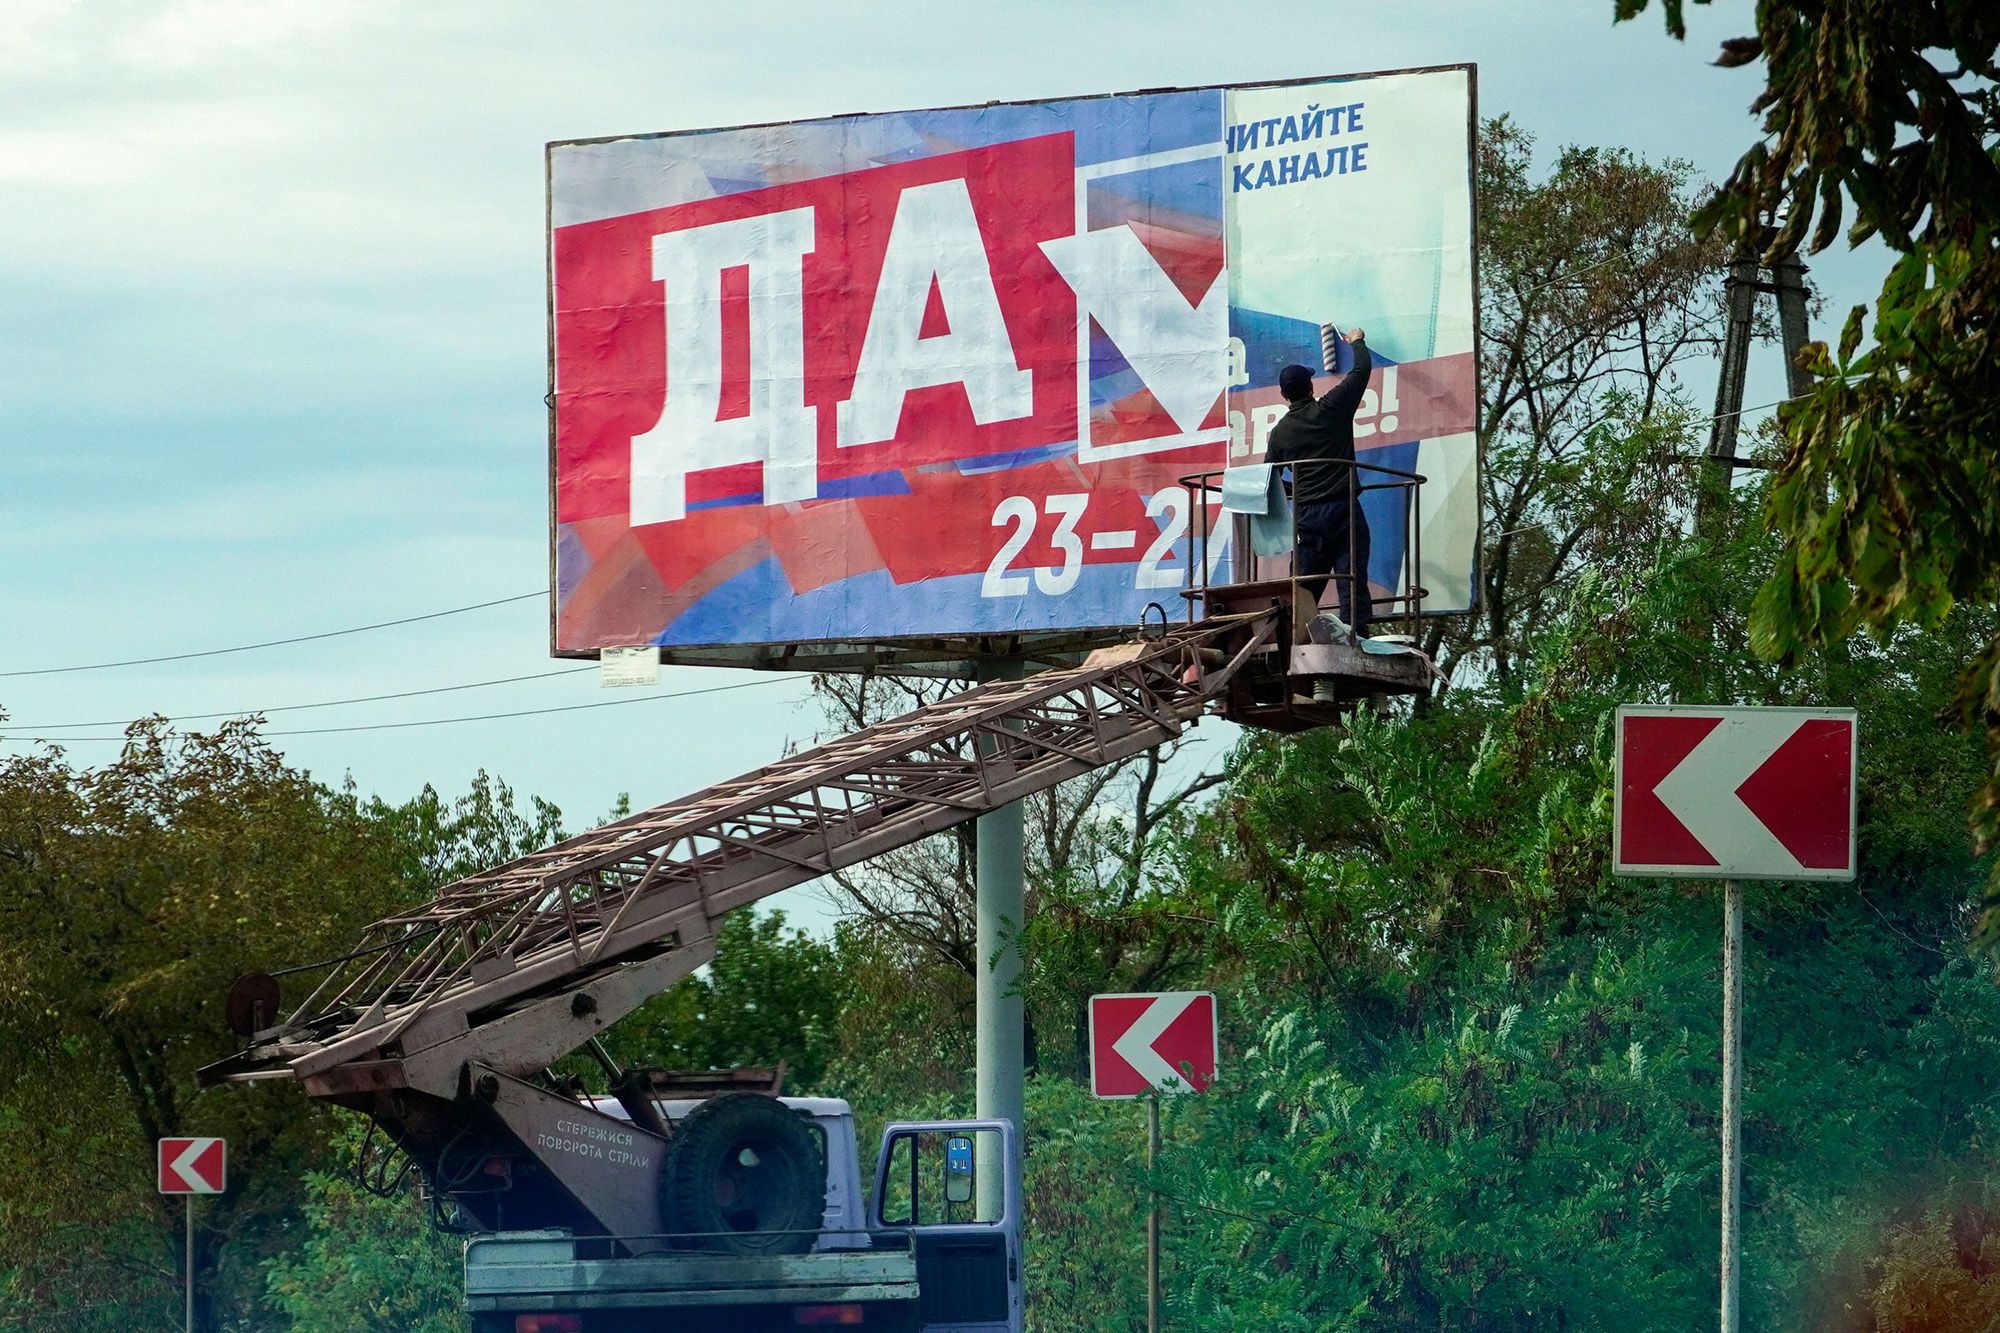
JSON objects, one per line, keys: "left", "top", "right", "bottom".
{"left": 0, "top": 1, "right": 1888, "bottom": 882}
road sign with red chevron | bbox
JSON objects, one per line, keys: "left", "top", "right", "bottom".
{"left": 158, "top": 1137, "right": 226, "bottom": 1195}
{"left": 1614, "top": 705, "right": 1857, "bottom": 881}
{"left": 1089, "top": 992, "right": 1217, "bottom": 1099}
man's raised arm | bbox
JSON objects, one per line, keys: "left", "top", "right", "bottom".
{"left": 1321, "top": 330, "right": 1372, "bottom": 414}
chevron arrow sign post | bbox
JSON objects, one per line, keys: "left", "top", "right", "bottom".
{"left": 1090, "top": 991, "right": 1217, "bottom": 1333}
{"left": 1614, "top": 705, "right": 1858, "bottom": 882}
{"left": 158, "top": 1137, "right": 225, "bottom": 1332}
{"left": 1615, "top": 703, "right": 1858, "bottom": 1333}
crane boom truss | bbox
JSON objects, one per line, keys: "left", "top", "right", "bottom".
{"left": 202, "top": 614, "right": 1273, "bottom": 1096}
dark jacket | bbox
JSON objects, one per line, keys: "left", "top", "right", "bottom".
{"left": 1265, "top": 339, "right": 1372, "bottom": 507}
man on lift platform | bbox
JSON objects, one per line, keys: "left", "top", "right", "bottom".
{"left": 1267, "top": 327, "right": 1373, "bottom": 639}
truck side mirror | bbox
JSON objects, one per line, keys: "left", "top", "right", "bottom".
{"left": 943, "top": 1135, "right": 974, "bottom": 1205}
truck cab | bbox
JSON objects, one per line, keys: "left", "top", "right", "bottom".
{"left": 464, "top": 1114, "right": 1022, "bottom": 1333}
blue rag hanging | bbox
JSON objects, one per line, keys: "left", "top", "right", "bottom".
{"left": 1219, "top": 464, "right": 1293, "bottom": 558}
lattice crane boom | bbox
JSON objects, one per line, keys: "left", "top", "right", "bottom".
{"left": 199, "top": 613, "right": 1274, "bottom": 1101}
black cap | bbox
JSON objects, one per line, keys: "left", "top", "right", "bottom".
{"left": 1278, "top": 364, "right": 1316, "bottom": 401}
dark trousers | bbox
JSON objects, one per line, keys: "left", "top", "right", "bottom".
{"left": 1296, "top": 500, "right": 1372, "bottom": 635}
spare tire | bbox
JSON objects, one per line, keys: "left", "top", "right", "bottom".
{"left": 660, "top": 1093, "right": 826, "bottom": 1254}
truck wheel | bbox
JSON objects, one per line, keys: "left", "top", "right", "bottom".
{"left": 660, "top": 1093, "right": 826, "bottom": 1254}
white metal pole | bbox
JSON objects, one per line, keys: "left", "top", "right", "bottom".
{"left": 975, "top": 658, "right": 1026, "bottom": 1222}
{"left": 185, "top": 1194, "right": 195, "bottom": 1333}
{"left": 1147, "top": 1096, "right": 1161, "bottom": 1333}
{"left": 1721, "top": 878, "right": 1744, "bottom": 1333}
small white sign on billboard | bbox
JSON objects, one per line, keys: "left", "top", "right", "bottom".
{"left": 599, "top": 645, "right": 661, "bottom": 688}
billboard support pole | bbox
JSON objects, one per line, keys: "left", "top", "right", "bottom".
{"left": 975, "top": 657, "right": 1027, "bottom": 1223}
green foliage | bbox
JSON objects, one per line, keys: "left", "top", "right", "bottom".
{"left": 366, "top": 770, "right": 566, "bottom": 888}
{"left": 1143, "top": 520, "right": 2000, "bottom": 1329}
{"left": 1614, "top": 0, "right": 2000, "bottom": 939}
{"left": 1159, "top": 945, "right": 1717, "bottom": 1331}
{"left": 261, "top": 1123, "right": 463, "bottom": 1333}
{"left": 0, "top": 721, "right": 427, "bottom": 1331}
{"left": 819, "top": 917, "right": 979, "bottom": 1115}
{"left": 1020, "top": 1077, "right": 1150, "bottom": 1333}
{"left": 596, "top": 909, "right": 846, "bottom": 1091}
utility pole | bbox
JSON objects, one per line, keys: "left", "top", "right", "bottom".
{"left": 1697, "top": 246, "right": 1814, "bottom": 533}
{"left": 1700, "top": 242, "right": 1811, "bottom": 1333}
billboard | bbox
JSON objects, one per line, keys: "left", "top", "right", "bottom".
{"left": 549, "top": 67, "right": 1478, "bottom": 668}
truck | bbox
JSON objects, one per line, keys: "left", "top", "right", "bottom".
{"left": 200, "top": 612, "right": 1423, "bottom": 1329}
{"left": 462, "top": 1089, "right": 1022, "bottom": 1332}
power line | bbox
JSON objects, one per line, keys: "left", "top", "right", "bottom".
{"left": 0, "top": 590, "right": 547, "bottom": 679}
{"left": 1703, "top": 389, "right": 1809, "bottom": 426}
{"left": 1521, "top": 252, "right": 1629, "bottom": 295}
{"left": 0, "top": 666, "right": 599, "bottom": 732}
{"left": 0, "top": 677, "right": 796, "bottom": 744}
{"left": 1700, "top": 370, "right": 1875, "bottom": 428}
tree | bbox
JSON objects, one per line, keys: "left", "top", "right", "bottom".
{"left": 1613, "top": 0, "right": 2000, "bottom": 939}
{"left": 594, "top": 909, "right": 846, "bottom": 1092}
{"left": 1151, "top": 501, "right": 2000, "bottom": 1329}
{"left": 1451, "top": 117, "right": 1728, "bottom": 681}
{"left": 364, "top": 769, "right": 565, "bottom": 888}
{"left": 0, "top": 721, "right": 427, "bottom": 1331}
{"left": 0, "top": 720, "right": 570, "bottom": 1331}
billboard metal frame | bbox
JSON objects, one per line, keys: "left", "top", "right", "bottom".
{"left": 545, "top": 63, "right": 1480, "bottom": 675}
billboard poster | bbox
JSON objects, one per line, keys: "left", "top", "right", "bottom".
{"left": 1224, "top": 74, "right": 1479, "bottom": 616}
{"left": 549, "top": 67, "right": 1477, "bottom": 664}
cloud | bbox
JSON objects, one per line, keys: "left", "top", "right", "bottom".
{"left": 0, "top": 0, "right": 408, "bottom": 87}
{"left": 0, "top": 95, "right": 295, "bottom": 185}
{"left": 117, "top": 0, "right": 408, "bottom": 70}
{"left": 0, "top": 459, "right": 529, "bottom": 547}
